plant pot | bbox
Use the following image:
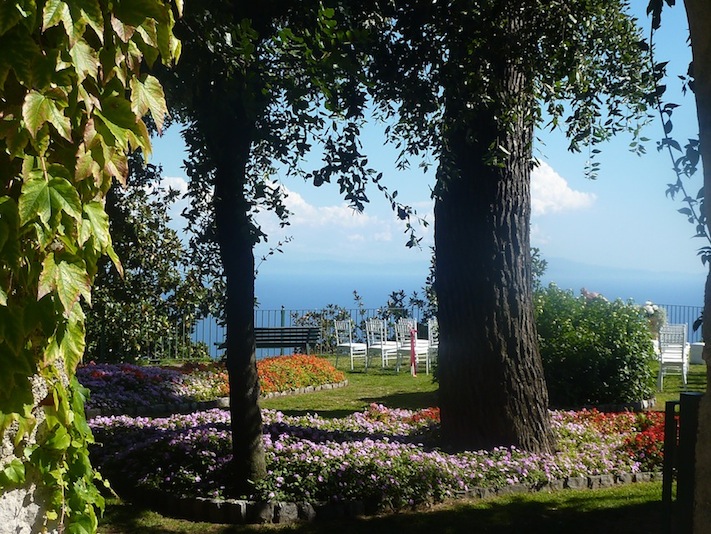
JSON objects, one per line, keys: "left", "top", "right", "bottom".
{"left": 690, "top": 342, "right": 705, "bottom": 365}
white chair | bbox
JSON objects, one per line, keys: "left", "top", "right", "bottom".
{"left": 395, "top": 321, "right": 430, "bottom": 374}
{"left": 657, "top": 323, "right": 690, "bottom": 391}
{"left": 334, "top": 320, "right": 368, "bottom": 370}
{"left": 365, "top": 318, "right": 398, "bottom": 368}
{"left": 427, "top": 317, "right": 439, "bottom": 366}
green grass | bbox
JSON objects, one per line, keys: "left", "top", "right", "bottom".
{"left": 651, "top": 363, "right": 707, "bottom": 409}
{"left": 260, "top": 357, "right": 438, "bottom": 417}
{"left": 98, "top": 355, "right": 703, "bottom": 532}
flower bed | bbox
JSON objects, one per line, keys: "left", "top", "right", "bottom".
{"left": 89, "top": 406, "right": 665, "bottom": 510}
{"left": 77, "top": 355, "right": 345, "bottom": 413}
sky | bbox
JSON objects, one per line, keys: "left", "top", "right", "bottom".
{"left": 148, "top": 3, "right": 707, "bottom": 310}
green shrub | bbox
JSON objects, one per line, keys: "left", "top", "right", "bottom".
{"left": 535, "top": 284, "right": 656, "bottom": 408}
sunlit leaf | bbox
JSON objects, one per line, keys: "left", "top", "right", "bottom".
{"left": 18, "top": 177, "right": 51, "bottom": 226}
{"left": 48, "top": 176, "right": 82, "bottom": 222}
{"left": 69, "top": 39, "right": 100, "bottom": 82}
{"left": 81, "top": 202, "right": 111, "bottom": 249}
{"left": 62, "top": 306, "right": 86, "bottom": 375}
{"left": 38, "top": 254, "right": 91, "bottom": 315}
{"left": 42, "top": 0, "right": 71, "bottom": 32}
{"left": 130, "top": 74, "right": 168, "bottom": 133}
{"left": 22, "top": 91, "right": 72, "bottom": 141}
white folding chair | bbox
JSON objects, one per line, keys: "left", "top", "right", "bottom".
{"left": 395, "top": 321, "right": 430, "bottom": 374}
{"left": 657, "top": 323, "right": 689, "bottom": 391}
{"left": 334, "top": 320, "right": 368, "bottom": 370}
{"left": 365, "top": 318, "right": 398, "bottom": 368}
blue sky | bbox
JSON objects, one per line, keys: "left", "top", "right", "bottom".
{"left": 149, "top": 4, "right": 707, "bottom": 309}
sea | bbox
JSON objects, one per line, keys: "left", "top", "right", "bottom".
{"left": 255, "top": 258, "right": 707, "bottom": 311}
{"left": 192, "top": 258, "right": 709, "bottom": 358}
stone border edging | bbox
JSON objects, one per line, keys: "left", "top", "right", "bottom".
{"left": 126, "top": 471, "right": 662, "bottom": 525}
{"left": 85, "top": 380, "right": 348, "bottom": 419}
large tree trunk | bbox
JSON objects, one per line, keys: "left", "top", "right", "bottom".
{"left": 200, "top": 92, "right": 266, "bottom": 495}
{"left": 435, "top": 38, "right": 555, "bottom": 453}
{"left": 683, "top": 1, "right": 711, "bottom": 530}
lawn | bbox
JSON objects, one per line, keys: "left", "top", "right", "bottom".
{"left": 95, "top": 354, "right": 704, "bottom": 532}
{"left": 651, "top": 363, "right": 707, "bottom": 408}
{"left": 260, "top": 362, "right": 438, "bottom": 417}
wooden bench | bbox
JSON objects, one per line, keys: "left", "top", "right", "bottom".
{"left": 254, "top": 326, "right": 320, "bottom": 354}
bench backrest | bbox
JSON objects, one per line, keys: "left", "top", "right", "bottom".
{"left": 254, "top": 326, "right": 320, "bottom": 353}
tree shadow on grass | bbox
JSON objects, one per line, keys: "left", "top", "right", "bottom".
{"left": 272, "top": 391, "right": 439, "bottom": 419}
{"left": 361, "top": 390, "right": 439, "bottom": 411}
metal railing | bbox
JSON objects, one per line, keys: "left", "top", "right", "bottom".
{"left": 92, "top": 303, "right": 704, "bottom": 361}
{"left": 186, "top": 306, "right": 426, "bottom": 359}
{"left": 659, "top": 303, "right": 704, "bottom": 344}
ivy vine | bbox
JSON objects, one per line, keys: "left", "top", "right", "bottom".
{"left": 0, "top": 1, "right": 180, "bottom": 532}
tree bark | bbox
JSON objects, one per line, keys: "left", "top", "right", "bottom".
{"left": 683, "top": 1, "right": 711, "bottom": 530}
{"left": 435, "top": 29, "right": 555, "bottom": 453}
{"left": 198, "top": 88, "right": 267, "bottom": 495}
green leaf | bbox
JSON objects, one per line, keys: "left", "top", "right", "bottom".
{"left": 42, "top": 0, "right": 71, "bottom": 32}
{"left": 69, "top": 39, "right": 100, "bottom": 83}
{"left": 48, "top": 176, "right": 82, "bottom": 222}
{"left": 80, "top": 202, "right": 110, "bottom": 249}
{"left": 0, "top": 3, "right": 24, "bottom": 36}
{"left": 44, "top": 425, "right": 71, "bottom": 450}
{"left": 114, "top": 0, "right": 169, "bottom": 27}
{"left": 0, "top": 197, "right": 20, "bottom": 262}
{"left": 75, "top": 0, "right": 104, "bottom": 44}
{"left": 65, "top": 514, "right": 95, "bottom": 534}
{"left": 22, "top": 91, "right": 72, "bottom": 141}
{"left": 0, "top": 29, "right": 40, "bottom": 86}
{"left": 94, "top": 96, "right": 136, "bottom": 151}
{"left": 0, "top": 459, "right": 25, "bottom": 486}
{"left": 18, "top": 177, "right": 51, "bottom": 226}
{"left": 61, "top": 306, "right": 86, "bottom": 375}
{"left": 38, "top": 254, "right": 91, "bottom": 315}
{"left": 155, "top": 9, "right": 176, "bottom": 63}
{"left": 130, "top": 74, "right": 168, "bottom": 133}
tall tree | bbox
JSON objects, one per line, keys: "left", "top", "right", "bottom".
{"left": 367, "top": 1, "right": 652, "bottom": 452}
{"left": 158, "top": 1, "right": 375, "bottom": 494}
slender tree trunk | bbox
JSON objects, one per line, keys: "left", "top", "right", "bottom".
{"left": 435, "top": 20, "right": 555, "bottom": 453}
{"left": 200, "top": 91, "right": 266, "bottom": 495}
{"left": 683, "top": 1, "right": 711, "bottom": 530}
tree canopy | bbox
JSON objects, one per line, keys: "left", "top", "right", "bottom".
{"left": 85, "top": 151, "right": 210, "bottom": 363}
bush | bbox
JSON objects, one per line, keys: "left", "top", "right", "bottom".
{"left": 535, "top": 285, "right": 656, "bottom": 408}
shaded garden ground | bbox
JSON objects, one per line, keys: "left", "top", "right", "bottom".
{"left": 95, "top": 358, "right": 705, "bottom": 532}
{"left": 100, "top": 481, "right": 664, "bottom": 533}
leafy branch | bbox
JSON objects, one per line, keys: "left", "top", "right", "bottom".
{"left": 647, "top": 0, "right": 711, "bottom": 264}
